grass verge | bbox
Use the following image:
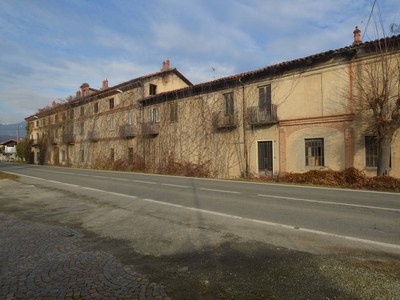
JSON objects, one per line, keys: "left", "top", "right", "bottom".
{"left": 0, "top": 172, "right": 19, "bottom": 180}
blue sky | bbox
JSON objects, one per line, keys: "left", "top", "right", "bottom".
{"left": 1, "top": 0, "right": 399, "bottom": 124}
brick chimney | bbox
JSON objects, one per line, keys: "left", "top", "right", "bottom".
{"left": 80, "top": 83, "right": 89, "bottom": 96}
{"left": 161, "top": 58, "right": 171, "bottom": 71}
{"left": 102, "top": 79, "right": 108, "bottom": 89}
{"left": 76, "top": 90, "right": 82, "bottom": 97}
{"left": 52, "top": 100, "right": 56, "bottom": 107}
{"left": 352, "top": 26, "right": 361, "bottom": 46}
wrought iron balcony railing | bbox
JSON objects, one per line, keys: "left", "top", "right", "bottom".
{"left": 141, "top": 122, "right": 159, "bottom": 136}
{"left": 212, "top": 111, "right": 239, "bottom": 129}
{"left": 88, "top": 130, "right": 99, "bottom": 142}
{"left": 61, "top": 133, "right": 75, "bottom": 144}
{"left": 119, "top": 125, "right": 138, "bottom": 139}
{"left": 247, "top": 105, "right": 277, "bottom": 125}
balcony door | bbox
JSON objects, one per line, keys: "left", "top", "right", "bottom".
{"left": 53, "top": 147, "right": 59, "bottom": 165}
{"left": 258, "top": 141, "right": 273, "bottom": 176}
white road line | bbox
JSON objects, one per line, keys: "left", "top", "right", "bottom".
{"left": 81, "top": 186, "right": 137, "bottom": 199}
{"left": 33, "top": 169, "right": 155, "bottom": 184}
{"left": 258, "top": 194, "right": 400, "bottom": 212}
{"left": 113, "top": 178, "right": 130, "bottom": 182}
{"left": 8, "top": 173, "right": 138, "bottom": 199}
{"left": 199, "top": 188, "right": 241, "bottom": 194}
{"left": 141, "top": 197, "right": 400, "bottom": 251}
{"left": 161, "top": 183, "right": 189, "bottom": 188}
{"left": 4, "top": 171, "right": 400, "bottom": 251}
{"left": 131, "top": 180, "right": 157, "bottom": 185}
{"left": 13, "top": 164, "right": 400, "bottom": 196}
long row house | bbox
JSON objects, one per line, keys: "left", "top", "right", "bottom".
{"left": 26, "top": 28, "right": 400, "bottom": 178}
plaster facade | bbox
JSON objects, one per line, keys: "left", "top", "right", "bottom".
{"left": 26, "top": 35, "right": 400, "bottom": 178}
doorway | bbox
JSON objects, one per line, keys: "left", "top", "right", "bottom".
{"left": 258, "top": 141, "right": 273, "bottom": 177}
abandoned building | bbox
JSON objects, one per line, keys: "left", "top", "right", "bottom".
{"left": 26, "top": 29, "right": 400, "bottom": 178}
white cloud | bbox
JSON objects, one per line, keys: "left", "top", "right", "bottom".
{"left": 1, "top": 0, "right": 399, "bottom": 124}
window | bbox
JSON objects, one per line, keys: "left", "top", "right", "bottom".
{"left": 110, "top": 148, "right": 115, "bottom": 162}
{"left": 55, "top": 114, "right": 59, "bottom": 123}
{"left": 364, "top": 136, "right": 392, "bottom": 168}
{"left": 149, "top": 84, "right": 157, "bottom": 95}
{"left": 80, "top": 106, "right": 85, "bottom": 116}
{"left": 127, "top": 113, "right": 133, "bottom": 125}
{"left": 80, "top": 123, "right": 84, "bottom": 136}
{"left": 94, "top": 102, "right": 99, "bottom": 114}
{"left": 81, "top": 150, "right": 84, "bottom": 162}
{"left": 305, "top": 138, "right": 324, "bottom": 166}
{"left": 109, "top": 98, "right": 114, "bottom": 109}
{"left": 36, "top": 121, "right": 39, "bottom": 127}
{"left": 365, "top": 136, "right": 378, "bottom": 167}
{"left": 62, "top": 113, "right": 66, "bottom": 121}
{"left": 110, "top": 117, "right": 115, "bottom": 130}
{"left": 150, "top": 107, "right": 160, "bottom": 123}
{"left": 61, "top": 150, "right": 65, "bottom": 162}
{"left": 128, "top": 147, "right": 134, "bottom": 163}
{"left": 224, "top": 93, "right": 234, "bottom": 116}
{"left": 70, "top": 109, "right": 74, "bottom": 120}
{"left": 259, "top": 85, "right": 272, "bottom": 110}
{"left": 170, "top": 102, "right": 178, "bottom": 122}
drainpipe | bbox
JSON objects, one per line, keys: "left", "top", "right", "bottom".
{"left": 139, "top": 81, "right": 146, "bottom": 168}
{"left": 239, "top": 78, "right": 249, "bottom": 179}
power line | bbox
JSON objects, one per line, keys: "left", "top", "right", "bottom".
{"left": 363, "top": 0, "right": 377, "bottom": 40}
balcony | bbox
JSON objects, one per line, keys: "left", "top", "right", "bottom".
{"left": 49, "top": 136, "right": 60, "bottom": 145}
{"left": 62, "top": 133, "right": 75, "bottom": 145}
{"left": 119, "top": 125, "right": 137, "bottom": 139}
{"left": 31, "top": 139, "right": 39, "bottom": 147}
{"left": 212, "top": 111, "right": 239, "bottom": 129}
{"left": 141, "top": 122, "right": 159, "bottom": 136}
{"left": 247, "top": 105, "right": 277, "bottom": 125}
{"left": 88, "top": 130, "right": 99, "bottom": 142}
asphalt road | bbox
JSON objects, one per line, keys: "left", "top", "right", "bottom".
{"left": 1, "top": 162, "right": 399, "bottom": 254}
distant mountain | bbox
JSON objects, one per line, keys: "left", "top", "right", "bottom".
{"left": 0, "top": 121, "right": 27, "bottom": 143}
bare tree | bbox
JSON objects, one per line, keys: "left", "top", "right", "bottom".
{"left": 352, "top": 28, "right": 400, "bottom": 176}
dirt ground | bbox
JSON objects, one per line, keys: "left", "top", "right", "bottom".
{"left": 1, "top": 178, "right": 400, "bottom": 300}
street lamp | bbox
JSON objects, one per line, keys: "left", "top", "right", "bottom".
{"left": 16, "top": 125, "right": 23, "bottom": 144}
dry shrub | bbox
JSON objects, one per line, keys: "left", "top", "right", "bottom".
{"left": 93, "top": 158, "right": 113, "bottom": 170}
{"left": 257, "top": 168, "right": 399, "bottom": 192}
{"left": 349, "top": 176, "right": 400, "bottom": 192}
{"left": 158, "top": 152, "right": 210, "bottom": 177}
{"left": 342, "top": 167, "right": 366, "bottom": 184}
{"left": 278, "top": 169, "right": 345, "bottom": 186}
{"left": 127, "top": 154, "right": 146, "bottom": 172}
{"left": 94, "top": 154, "right": 146, "bottom": 173}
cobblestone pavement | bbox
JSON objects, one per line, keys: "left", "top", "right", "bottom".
{"left": 0, "top": 213, "right": 171, "bottom": 300}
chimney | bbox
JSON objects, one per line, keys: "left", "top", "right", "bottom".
{"left": 80, "top": 83, "right": 89, "bottom": 96}
{"left": 76, "top": 90, "right": 82, "bottom": 97}
{"left": 161, "top": 58, "right": 171, "bottom": 71}
{"left": 352, "top": 26, "right": 361, "bottom": 46}
{"left": 52, "top": 100, "right": 57, "bottom": 107}
{"left": 102, "top": 79, "right": 108, "bottom": 89}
